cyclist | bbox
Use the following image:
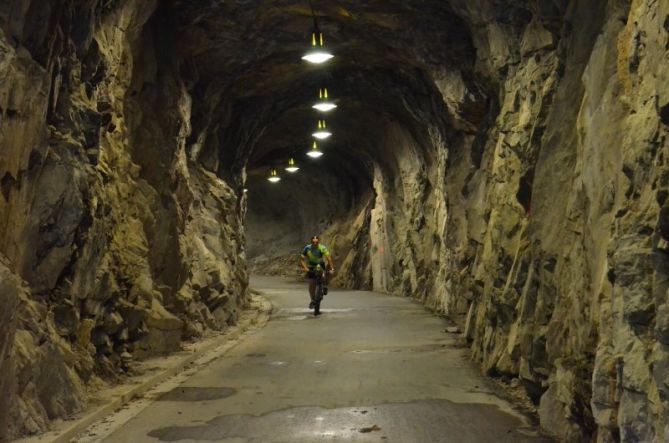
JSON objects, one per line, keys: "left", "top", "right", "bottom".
{"left": 300, "top": 235, "right": 335, "bottom": 309}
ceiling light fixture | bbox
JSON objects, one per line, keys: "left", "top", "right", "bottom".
{"left": 313, "top": 88, "right": 337, "bottom": 112}
{"left": 267, "top": 169, "right": 281, "bottom": 183}
{"left": 307, "top": 141, "right": 324, "bottom": 158}
{"left": 301, "top": 2, "right": 333, "bottom": 64}
{"left": 302, "top": 32, "right": 333, "bottom": 64}
{"left": 312, "top": 120, "right": 332, "bottom": 139}
{"left": 285, "top": 158, "right": 300, "bottom": 173}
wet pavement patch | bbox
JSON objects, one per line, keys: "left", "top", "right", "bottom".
{"left": 246, "top": 353, "right": 266, "bottom": 358}
{"left": 359, "top": 424, "right": 381, "bottom": 433}
{"left": 157, "top": 387, "right": 237, "bottom": 402}
{"left": 273, "top": 308, "right": 355, "bottom": 321}
{"left": 268, "top": 360, "right": 289, "bottom": 366}
{"left": 147, "top": 399, "right": 551, "bottom": 442}
{"left": 350, "top": 343, "right": 450, "bottom": 354}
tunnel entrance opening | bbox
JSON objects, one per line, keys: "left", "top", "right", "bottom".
{"left": 244, "top": 150, "right": 374, "bottom": 284}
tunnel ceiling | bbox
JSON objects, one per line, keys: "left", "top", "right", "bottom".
{"left": 164, "top": 0, "right": 509, "bottom": 177}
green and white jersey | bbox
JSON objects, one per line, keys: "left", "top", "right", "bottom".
{"left": 301, "top": 244, "right": 330, "bottom": 267}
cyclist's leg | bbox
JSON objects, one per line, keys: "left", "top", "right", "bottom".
{"left": 308, "top": 278, "right": 316, "bottom": 300}
{"left": 307, "top": 268, "right": 316, "bottom": 308}
{"left": 322, "top": 262, "right": 329, "bottom": 295}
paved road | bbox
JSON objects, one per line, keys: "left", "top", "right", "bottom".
{"left": 96, "top": 276, "right": 549, "bottom": 442}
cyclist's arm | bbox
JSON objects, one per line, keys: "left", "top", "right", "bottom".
{"left": 326, "top": 254, "right": 335, "bottom": 272}
{"left": 300, "top": 255, "right": 309, "bottom": 272}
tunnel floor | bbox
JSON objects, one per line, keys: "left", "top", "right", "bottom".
{"left": 89, "top": 276, "right": 550, "bottom": 442}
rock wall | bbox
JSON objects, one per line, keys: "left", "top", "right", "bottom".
{"left": 0, "top": 1, "right": 249, "bottom": 439}
{"left": 0, "top": 257, "right": 20, "bottom": 440}
{"left": 245, "top": 1, "right": 668, "bottom": 441}
{"left": 2, "top": 0, "right": 668, "bottom": 441}
{"left": 353, "top": 1, "right": 669, "bottom": 441}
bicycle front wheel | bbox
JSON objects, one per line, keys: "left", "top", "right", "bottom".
{"left": 314, "top": 282, "right": 323, "bottom": 316}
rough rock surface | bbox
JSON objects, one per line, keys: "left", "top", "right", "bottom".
{"left": 243, "top": 1, "right": 669, "bottom": 441}
{"left": 0, "top": 1, "right": 249, "bottom": 439}
{"left": 2, "top": 0, "right": 669, "bottom": 441}
{"left": 0, "top": 256, "right": 20, "bottom": 440}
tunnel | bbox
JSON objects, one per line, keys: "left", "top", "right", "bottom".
{"left": 1, "top": 0, "right": 669, "bottom": 441}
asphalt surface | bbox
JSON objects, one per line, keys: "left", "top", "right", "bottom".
{"left": 95, "top": 276, "right": 550, "bottom": 443}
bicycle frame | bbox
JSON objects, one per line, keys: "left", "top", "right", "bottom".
{"left": 312, "top": 264, "right": 326, "bottom": 315}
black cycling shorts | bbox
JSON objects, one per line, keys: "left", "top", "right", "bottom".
{"left": 306, "top": 264, "right": 327, "bottom": 279}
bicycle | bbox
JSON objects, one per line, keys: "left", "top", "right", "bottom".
{"left": 312, "top": 264, "right": 326, "bottom": 316}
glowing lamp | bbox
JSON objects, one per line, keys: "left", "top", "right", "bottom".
{"left": 302, "top": 32, "right": 333, "bottom": 64}
{"left": 267, "top": 169, "right": 281, "bottom": 183}
{"left": 307, "top": 141, "right": 324, "bottom": 158}
{"left": 285, "top": 158, "right": 300, "bottom": 173}
{"left": 313, "top": 88, "right": 337, "bottom": 112}
{"left": 312, "top": 120, "right": 332, "bottom": 139}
